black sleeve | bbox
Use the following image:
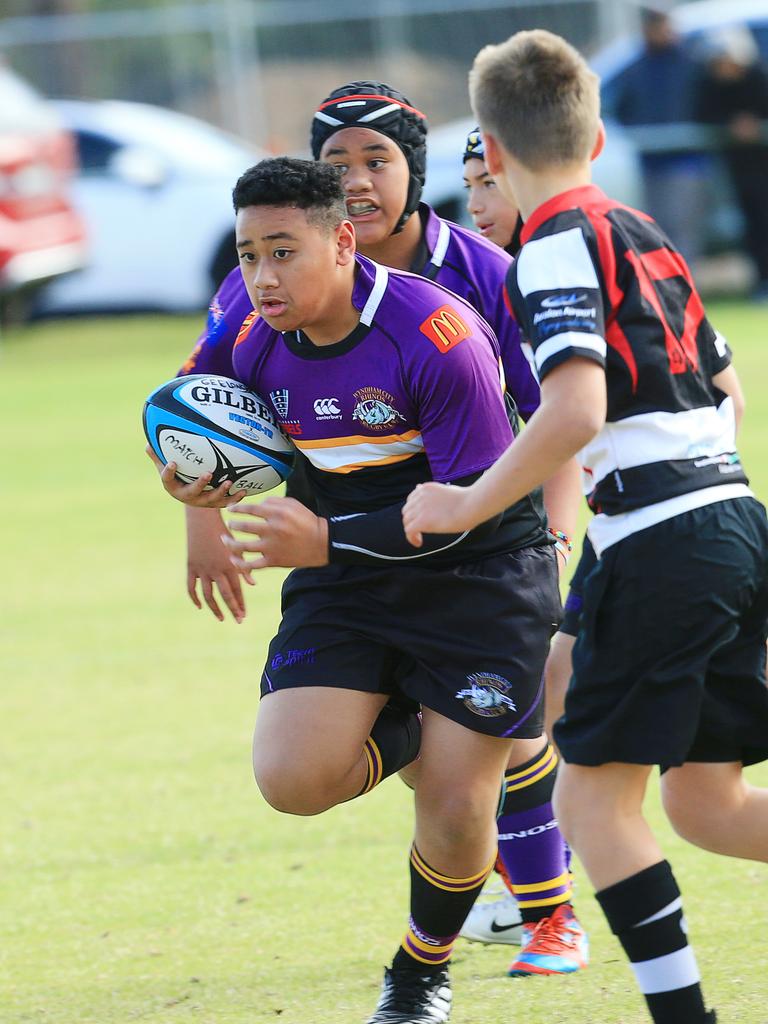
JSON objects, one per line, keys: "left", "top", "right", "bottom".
{"left": 284, "top": 450, "right": 319, "bottom": 514}
{"left": 327, "top": 475, "right": 503, "bottom": 566}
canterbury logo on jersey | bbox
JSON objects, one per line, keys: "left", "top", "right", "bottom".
{"left": 313, "top": 398, "right": 341, "bottom": 418}
{"left": 419, "top": 304, "right": 471, "bottom": 352}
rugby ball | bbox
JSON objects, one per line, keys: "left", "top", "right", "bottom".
{"left": 143, "top": 374, "right": 294, "bottom": 495}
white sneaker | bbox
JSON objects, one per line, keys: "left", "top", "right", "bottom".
{"left": 460, "top": 890, "right": 523, "bottom": 945}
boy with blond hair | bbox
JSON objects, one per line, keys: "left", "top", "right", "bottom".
{"left": 403, "top": 29, "right": 768, "bottom": 1024}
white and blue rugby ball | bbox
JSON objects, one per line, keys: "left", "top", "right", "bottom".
{"left": 143, "top": 374, "right": 294, "bottom": 495}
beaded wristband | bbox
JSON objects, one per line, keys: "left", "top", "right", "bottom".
{"left": 548, "top": 528, "right": 573, "bottom": 564}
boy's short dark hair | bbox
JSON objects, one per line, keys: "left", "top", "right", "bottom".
{"left": 232, "top": 157, "right": 347, "bottom": 232}
{"left": 469, "top": 29, "right": 600, "bottom": 171}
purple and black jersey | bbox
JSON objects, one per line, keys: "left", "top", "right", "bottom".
{"left": 181, "top": 204, "right": 540, "bottom": 421}
{"left": 232, "top": 255, "right": 548, "bottom": 566}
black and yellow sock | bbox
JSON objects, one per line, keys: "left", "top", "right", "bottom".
{"left": 392, "top": 844, "right": 495, "bottom": 972}
{"left": 356, "top": 703, "right": 421, "bottom": 796}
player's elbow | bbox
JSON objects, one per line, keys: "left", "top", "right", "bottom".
{"left": 568, "top": 403, "right": 605, "bottom": 449}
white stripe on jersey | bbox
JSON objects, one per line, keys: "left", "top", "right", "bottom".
{"left": 430, "top": 220, "right": 451, "bottom": 269}
{"left": 588, "top": 483, "right": 754, "bottom": 557}
{"left": 520, "top": 341, "right": 540, "bottom": 383}
{"left": 534, "top": 331, "right": 606, "bottom": 372}
{"left": 582, "top": 397, "right": 737, "bottom": 491}
{"left": 360, "top": 262, "right": 389, "bottom": 325}
{"left": 516, "top": 226, "right": 599, "bottom": 295}
{"left": 295, "top": 432, "right": 424, "bottom": 473}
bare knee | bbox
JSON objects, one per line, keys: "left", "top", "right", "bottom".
{"left": 662, "top": 765, "right": 743, "bottom": 849}
{"left": 417, "top": 788, "right": 497, "bottom": 854}
{"left": 253, "top": 750, "right": 348, "bottom": 816}
{"left": 553, "top": 762, "right": 650, "bottom": 850}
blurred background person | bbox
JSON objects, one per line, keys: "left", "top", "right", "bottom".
{"left": 609, "top": 5, "right": 707, "bottom": 266}
{"left": 695, "top": 24, "right": 768, "bottom": 301}
{"left": 462, "top": 127, "right": 522, "bottom": 254}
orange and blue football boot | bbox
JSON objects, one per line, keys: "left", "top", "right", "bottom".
{"left": 507, "top": 904, "right": 588, "bottom": 977}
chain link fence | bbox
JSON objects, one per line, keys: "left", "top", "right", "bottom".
{"left": 0, "top": 0, "right": 648, "bottom": 148}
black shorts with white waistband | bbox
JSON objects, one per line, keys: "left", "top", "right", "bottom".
{"left": 554, "top": 497, "right": 768, "bottom": 768}
{"left": 261, "top": 544, "right": 561, "bottom": 739}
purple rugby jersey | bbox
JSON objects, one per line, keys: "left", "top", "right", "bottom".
{"left": 231, "top": 255, "right": 548, "bottom": 565}
{"left": 181, "top": 204, "right": 539, "bottom": 422}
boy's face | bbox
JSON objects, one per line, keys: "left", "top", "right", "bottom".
{"left": 235, "top": 204, "right": 354, "bottom": 332}
{"left": 319, "top": 127, "right": 411, "bottom": 247}
{"left": 463, "top": 156, "right": 519, "bottom": 248}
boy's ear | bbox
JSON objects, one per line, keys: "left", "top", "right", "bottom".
{"left": 482, "top": 131, "right": 504, "bottom": 176}
{"left": 336, "top": 219, "right": 356, "bottom": 265}
{"left": 590, "top": 119, "right": 606, "bottom": 162}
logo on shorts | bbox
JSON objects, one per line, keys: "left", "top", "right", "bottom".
{"left": 271, "top": 647, "right": 316, "bottom": 671}
{"left": 455, "top": 673, "right": 517, "bottom": 718}
{"left": 352, "top": 387, "right": 405, "bottom": 430}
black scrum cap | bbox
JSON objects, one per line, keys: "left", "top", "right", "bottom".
{"left": 311, "top": 81, "right": 428, "bottom": 233}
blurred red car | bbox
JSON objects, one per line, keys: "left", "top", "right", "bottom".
{"left": 0, "top": 63, "right": 86, "bottom": 317}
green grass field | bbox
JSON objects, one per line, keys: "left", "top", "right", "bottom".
{"left": 1, "top": 304, "right": 768, "bottom": 1024}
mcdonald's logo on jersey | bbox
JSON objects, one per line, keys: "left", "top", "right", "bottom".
{"left": 419, "top": 304, "right": 472, "bottom": 353}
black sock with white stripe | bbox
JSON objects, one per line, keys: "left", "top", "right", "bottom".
{"left": 596, "top": 861, "right": 715, "bottom": 1024}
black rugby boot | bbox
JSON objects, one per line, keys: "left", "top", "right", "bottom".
{"left": 365, "top": 964, "right": 451, "bottom": 1023}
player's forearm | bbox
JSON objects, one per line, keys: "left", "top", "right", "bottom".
{"left": 464, "top": 361, "right": 606, "bottom": 526}
{"left": 541, "top": 457, "right": 582, "bottom": 549}
{"left": 467, "top": 413, "right": 592, "bottom": 525}
{"left": 712, "top": 365, "right": 745, "bottom": 435}
{"left": 329, "top": 485, "right": 502, "bottom": 566}
{"left": 186, "top": 504, "right": 225, "bottom": 546}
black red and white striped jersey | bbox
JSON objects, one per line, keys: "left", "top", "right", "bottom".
{"left": 506, "top": 184, "right": 751, "bottom": 553}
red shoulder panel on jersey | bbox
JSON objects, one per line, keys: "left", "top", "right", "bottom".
{"left": 419, "top": 304, "right": 471, "bottom": 353}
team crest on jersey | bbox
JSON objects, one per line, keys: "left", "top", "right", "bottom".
{"left": 352, "top": 387, "right": 405, "bottom": 430}
{"left": 269, "top": 388, "right": 302, "bottom": 435}
{"left": 456, "top": 673, "right": 517, "bottom": 718}
{"left": 419, "top": 304, "right": 471, "bottom": 353}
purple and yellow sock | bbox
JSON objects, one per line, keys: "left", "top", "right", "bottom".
{"left": 392, "top": 845, "right": 496, "bottom": 971}
{"left": 497, "top": 742, "right": 573, "bottom": 924}
{"left": 356, "top": 702, "right": 421, "bottom": 797}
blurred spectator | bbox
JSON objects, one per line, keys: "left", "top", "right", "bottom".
{"left": 695, "top": 25, "right": 768, "bottom": 300}
{"left": 610, "top": 5, "right": 707, "bottom": 263}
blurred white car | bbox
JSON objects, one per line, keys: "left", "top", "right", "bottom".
{"left": 422, "top": 115, "right": 642, "bottom": 227}
{"left": 35, "top": 100, "right": 264, "bottom": 315}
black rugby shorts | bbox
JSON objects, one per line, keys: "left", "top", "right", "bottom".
{"left": 260, "top": 545, "right": 561, "bottom": 738}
